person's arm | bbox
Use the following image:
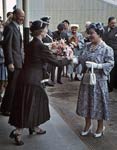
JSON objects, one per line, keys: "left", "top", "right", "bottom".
{"left": 40, "top": 44, "right": 69, "bottom": 67}
{"left": 78, "top": 45, "right": 88, "bottom": 73}
{"left": 86, "top": 46, "right": 114, "bottom": 75}
{"left": 78, "top": 33, "right": 85, "bottom": 50}
{"left": 3, "top": 26, "right": 14, "bottom": 71}
{"left": 102, "top": 46, "right": 114, "bottom": 75}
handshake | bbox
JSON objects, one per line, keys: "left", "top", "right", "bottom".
{"left": 86, "top": 61, "right": 102, "bottom": 69}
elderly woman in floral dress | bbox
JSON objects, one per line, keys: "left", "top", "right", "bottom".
{"left": 76, "top": 23, "right": 114, "bottom": 138}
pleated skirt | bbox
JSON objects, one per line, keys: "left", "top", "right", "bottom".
{"left": 0, "top": 64, "right": 7, "bottom": 82}
{"left": 9, "top": 83, "right": 50, "bottom": 128}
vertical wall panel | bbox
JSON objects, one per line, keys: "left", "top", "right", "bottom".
{"left": 29, "top": 0, "right": 117, "bottom": 31}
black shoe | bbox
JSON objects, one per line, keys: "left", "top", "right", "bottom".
{"left": 74, "top": 76, "right": 80, "bottom": 81}
{"left": 74, "top": 75, "right": 77, "bottom": 80}
{"left": 29, "top": 128, "right": 46, "bottom": 135}
{"left": 36, "top": 129, "right": 46, "bottom": 135}
{"left": 9, "top": 130, "right": 16, "bottom": 139}
{"left": 9, "top": 130, "right": 24, "bottom": 146}
{"left": 57, "top": 81, "right": 63, "bottom": 84}
{"left": 45, "top": 82, "right": 54, "bottom": 87}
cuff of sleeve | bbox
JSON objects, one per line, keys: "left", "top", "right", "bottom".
{"left": 97, "top": 64, "right": 103, "bottom": 69}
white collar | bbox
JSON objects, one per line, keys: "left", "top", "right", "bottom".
{"left": 108, "top": 27, "right": 111, "bottom": 32}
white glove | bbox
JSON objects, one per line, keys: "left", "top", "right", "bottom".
{"left": 86, "top": 61, "right": 102, "bottom": 69}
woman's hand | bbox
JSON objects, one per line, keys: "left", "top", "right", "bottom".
{"left": 86, "top": 61, "right": 102, "bottom": 69}
{"left": 51, "top": 41, "right": 59, "bottom": 49}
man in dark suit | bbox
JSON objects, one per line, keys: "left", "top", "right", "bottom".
{"left": 103, "top": 17, "right": 117, "bottom": 92}
{"left": 0, "top": 8, "right": 25, "bottom": 115}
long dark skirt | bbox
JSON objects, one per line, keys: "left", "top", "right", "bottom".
{"left": 1, "top": 69, "right": 21, "bottom": 113}
{"left": 9, "top": 83, "right": 50, "bottom": 128}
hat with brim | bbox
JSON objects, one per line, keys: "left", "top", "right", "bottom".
{"left": 70, "top": 24, "right": 79, "bottom": 29}
{"left": 30, "top": 20, "right": 48, "bottom": 32}
{"left": 40, "top": 16, "right": 51, "bottom": 24}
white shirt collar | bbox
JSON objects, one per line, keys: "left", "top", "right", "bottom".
{"left": 108, "top": 27, "right": 111, "bottom": 32}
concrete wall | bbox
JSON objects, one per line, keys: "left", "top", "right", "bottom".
{"left": 29, "top": 0, "right": 117, "bottom": 31}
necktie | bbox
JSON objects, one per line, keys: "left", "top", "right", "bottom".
{"left": 18, "top": 26, "right": 21, "bottom": 32}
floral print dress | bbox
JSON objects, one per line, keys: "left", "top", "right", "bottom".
{"left": 76, "top": 41, "right": 114, "bottom": 120}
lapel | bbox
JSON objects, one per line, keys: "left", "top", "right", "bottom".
{"left": 11, "top": 22, "right": 22, "bottom": 47}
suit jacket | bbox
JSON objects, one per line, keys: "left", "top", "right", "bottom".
{"left": 103, "top": 26, "right": 117, "bottom": 51}
{"left": 3, "top": 21, "right": 24, "bottom": 69}
{"left": 20, "top": 37, "right": 65, "bottom": 86}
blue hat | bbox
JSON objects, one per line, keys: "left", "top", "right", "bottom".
{"left": 88, "top": 22, "right": 104, "bottom": 37}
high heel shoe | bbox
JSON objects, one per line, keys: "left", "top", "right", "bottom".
{"left": 81, "top": 125, "right": 93, "bottom": 136}
{"left": 29, "top": 128, "right": 46, "bottom": 135}
{"left": 9, "top": 130, "right": 24, "bottom": 146}
{"left": 94, "top": 126, "right": 105, "bottom": 138}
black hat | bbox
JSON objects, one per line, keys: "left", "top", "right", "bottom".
{"left": 30, "top": 20, "right": 48, "bottom": 32}
{"left": 57, "top": 23, "right": 65, "bottom": 31}
{"left": 40, "top": 16, "right": 51, "bottom": 24}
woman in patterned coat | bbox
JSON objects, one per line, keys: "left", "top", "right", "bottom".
{"left": 76, "top": 23, "right": 114, "bottom": 138}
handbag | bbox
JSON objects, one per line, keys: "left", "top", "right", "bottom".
{"left": 82, "top": 64, "right": 96, "bottom": 85}
{"left": 72, "top": 56, "right": 78, "bottom": 64}
{"left": 90, "top": 64, "right": 96, "bottom": 85}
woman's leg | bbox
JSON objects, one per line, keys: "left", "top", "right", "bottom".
{"left": 65, "top": 65, "right": 68, "bottom": 77}
{"left": 96, "top": 120, "right": 104, "bottom": 133}
{"left": 81, "top": 117, "right": 92, "bottom": 136}
{"left": 57, "top": 67, "right": 63, "bottom": 83}
{"left": 15, "top": 128, "right": 23, "bottom": 137}
{"left": 9, "top": 128, "right": 24, "bottom": 145}
{"left": 83, "top": 117, "right": 92, "bottom": 131}
{"left": 0, "top": 82, "right": 6, "bottom": 98}
{"left": 93, "top": 120, "right": 105, "bottom": 137}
